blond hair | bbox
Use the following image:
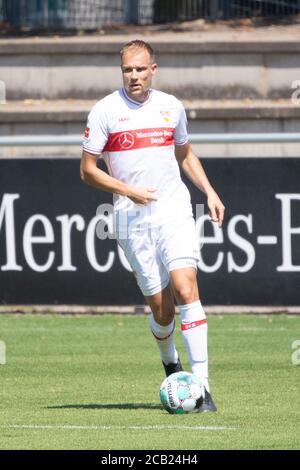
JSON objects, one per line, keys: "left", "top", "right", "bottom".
{"left": 120, "top": 40, "right": 155, "bottom": 63}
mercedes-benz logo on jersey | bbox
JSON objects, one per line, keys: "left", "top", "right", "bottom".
{"left": 119, "top": 132, "right": 134, "bottom": 150}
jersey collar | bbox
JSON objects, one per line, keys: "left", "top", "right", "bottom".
{"left": 121, "top": 88, "right": 153, "bottom": 106}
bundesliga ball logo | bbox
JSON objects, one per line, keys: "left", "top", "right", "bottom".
{"left": 118, "top": 132, "right": 135, "bottom": 150}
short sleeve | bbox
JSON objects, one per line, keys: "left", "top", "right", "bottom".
{"left": 173, "top": 102, "right": 188, "bottom": 146}
{"left": 82, "top": 104, "right": 108, "bottom": 157}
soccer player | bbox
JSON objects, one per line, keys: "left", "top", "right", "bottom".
{"left": 80, "top": 40, "right": 225, "bottom": 412}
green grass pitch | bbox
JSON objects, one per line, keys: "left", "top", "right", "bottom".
{"left": 0, "top": 313, "right": 299, "bottom": 450}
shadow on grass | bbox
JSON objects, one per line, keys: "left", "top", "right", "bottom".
{"left": 47, "top": 403, "right": 162, "bottom": 410}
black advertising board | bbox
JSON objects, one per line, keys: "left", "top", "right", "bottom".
{"left": 0, "top": 158, "right": 299, "bottom": 305}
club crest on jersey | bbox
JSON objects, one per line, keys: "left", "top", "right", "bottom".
{"left": 84, "top": 127, "right": 90, "bottom": 138}
{"left": 118, "top": 131, "right": 135, "bottom": 150}
{"left": 160, "top": 110, "right": 171, "bottom": 122}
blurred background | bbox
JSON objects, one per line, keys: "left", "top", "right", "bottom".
{"left": 1, "top": 0, "right": 300, "bottom": 29}
{"left": 0, "top": 1, "right": 300, "bottom": 310}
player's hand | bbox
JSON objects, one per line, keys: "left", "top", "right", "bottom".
{"left": 207, "top": 189, "right": 225, "bottom": 227}
{"left": 127, "top": 186, "right": 158, "bottom": 205}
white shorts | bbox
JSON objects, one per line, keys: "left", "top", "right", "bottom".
{"left": 117, "top": 213, "right": 200, "bottom": 297}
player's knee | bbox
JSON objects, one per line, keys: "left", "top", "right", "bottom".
{"left": 174, "top": 284, "right": 196, "bottom": 305}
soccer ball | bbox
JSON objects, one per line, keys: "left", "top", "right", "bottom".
{"left": 159, "top": 371, "right": 205, "bottom": 414}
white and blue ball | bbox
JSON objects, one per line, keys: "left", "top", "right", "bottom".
{"left": 160, "top": 371, "right": 205, "bottom": 414}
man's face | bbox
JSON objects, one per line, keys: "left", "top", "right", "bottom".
{"left": 121, "top": 48, "right": 157, "bottom": 103}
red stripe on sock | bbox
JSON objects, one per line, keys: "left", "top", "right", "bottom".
{"left": 151, "top": 323, "right": 175, "bottom": 341}
{"left": 181, "top": 319, "right": 207, "bottom": 331}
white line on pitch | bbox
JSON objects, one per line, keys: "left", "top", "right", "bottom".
{"left": 257, "top": 236, "right": 278, "bottom": 244}
{"left": 0, "top": 424, "right": 236, "bottom": 431}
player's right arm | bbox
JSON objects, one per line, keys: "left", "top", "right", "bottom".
{"left": 80, "top": 150, "right": 157, "bottom": 205}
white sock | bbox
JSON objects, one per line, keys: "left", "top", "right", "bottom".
{"left": 149, "top": 314, "right": 179, "bottom": 365}
{"left": 178, "top": 300, "right": 210, "bottom": 392}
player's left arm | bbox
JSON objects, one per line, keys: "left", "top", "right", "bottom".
{"left": 175, "top": 142, "right": 225, "bottom": 227}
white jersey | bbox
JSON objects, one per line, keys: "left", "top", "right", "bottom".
{"left": 83, "top": 88, "right": 192, "bottom": 228}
